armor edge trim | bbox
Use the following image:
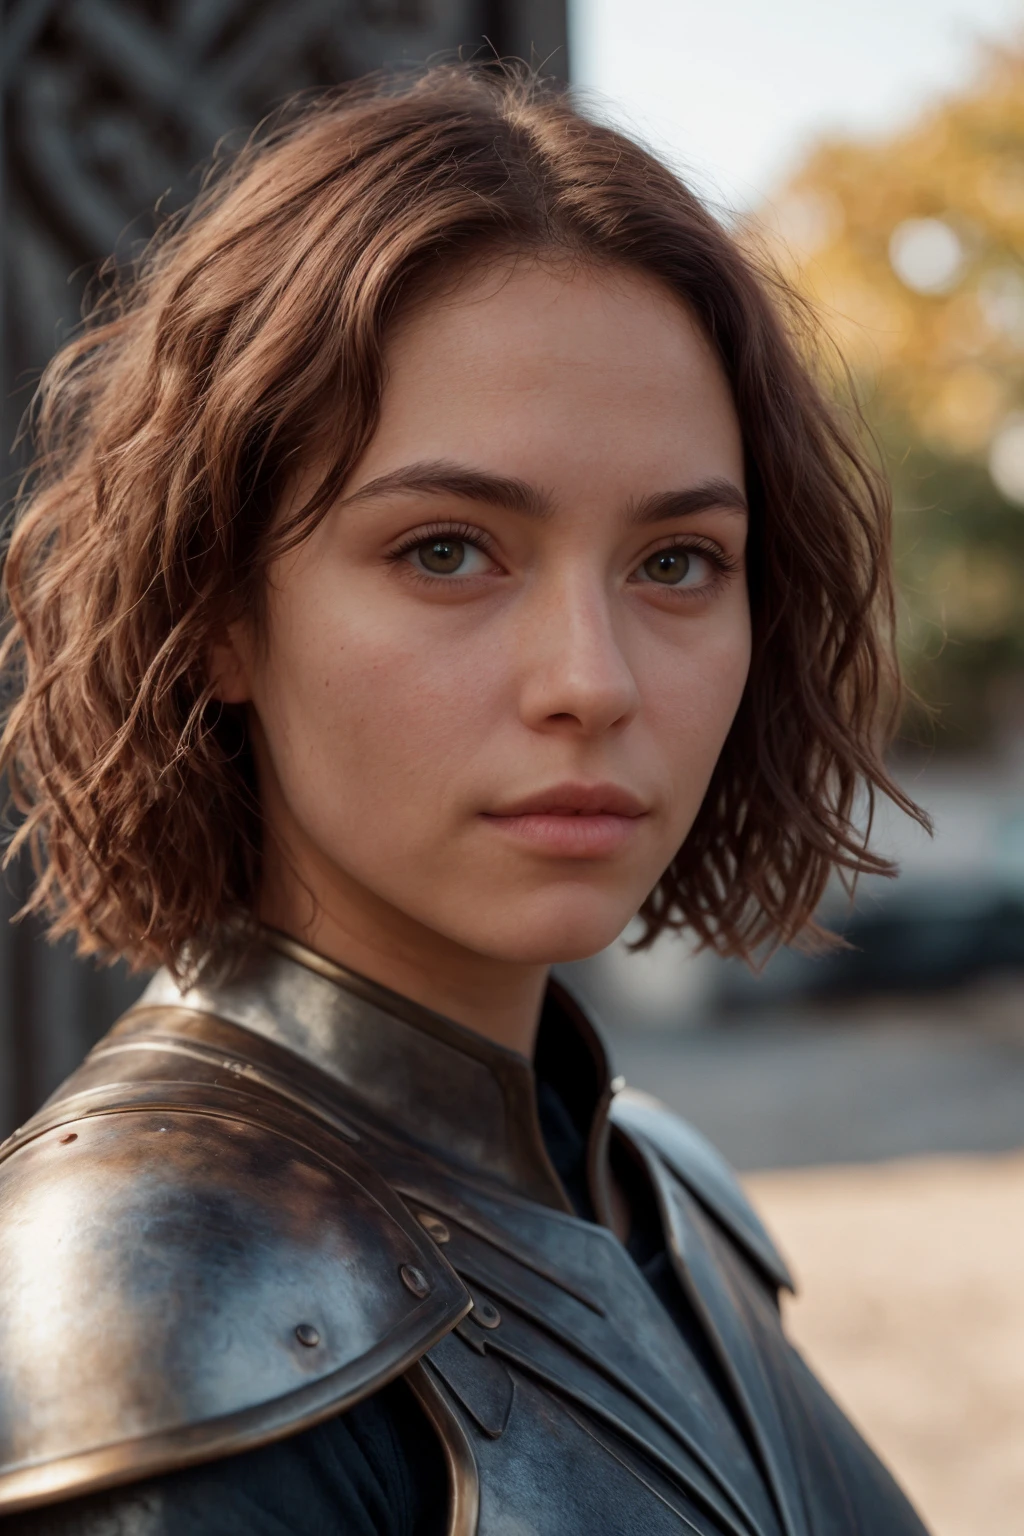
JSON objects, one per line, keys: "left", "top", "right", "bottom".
{"left": 611, "top": 1088, "right": 796, "bottom": 1293}
{"left": 407, "top": 1362, "right": 481, "bottom": 1536}
{"left": 0, "top": 1308, "right": 469, "bottom": 1517}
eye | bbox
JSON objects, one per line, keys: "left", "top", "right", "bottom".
{"left": 634, "top": 547, "right": 710, "bottom": 587}
{"left": 406, "top": 537, "right": 492, "bottom": 577}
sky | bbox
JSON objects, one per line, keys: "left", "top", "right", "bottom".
{"left": 569, "top": 0, "right": 1024, "bottom": 210}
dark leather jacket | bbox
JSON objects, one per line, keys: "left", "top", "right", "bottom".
{"left": 0, "top": 932, "right": 928, "bottom": 1535}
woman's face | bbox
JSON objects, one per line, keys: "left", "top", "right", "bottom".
{"left": 227, "top": 259, "right": 751, "bottom": 965}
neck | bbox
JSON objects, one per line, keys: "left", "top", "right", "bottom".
{"left": 258, "top": 828, "right": 549, "bottom": 1060}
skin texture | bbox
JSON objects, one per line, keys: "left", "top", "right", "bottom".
{"left": 212, "top": 259, "right": 751, "bottom": 1056}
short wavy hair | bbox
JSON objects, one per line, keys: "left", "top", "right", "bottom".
{"left": 0, "top": 63, "right": 926, "bottom": 974}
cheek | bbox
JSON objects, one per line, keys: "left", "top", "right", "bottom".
{"left": 640, "top": 612, "right": 751, "bottom": 810}
{"left": 255, "top": 583, "right": 504, "bottom": 828}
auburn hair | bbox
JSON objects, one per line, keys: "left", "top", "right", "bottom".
{"left": 0, "top": 63, "right": 926, "bottom": 974}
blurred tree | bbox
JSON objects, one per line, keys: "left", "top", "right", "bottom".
{"left": 759, "top": 42, "right": 1024, "bottom": 752}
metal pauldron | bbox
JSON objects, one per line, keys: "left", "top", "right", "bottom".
{"left": 0, "top": 939, "right": 929, "bottom": 1535}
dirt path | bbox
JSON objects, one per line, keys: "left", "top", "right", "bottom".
{"left": 746, "top": 1154, "right": 1024, "bottom": 1536}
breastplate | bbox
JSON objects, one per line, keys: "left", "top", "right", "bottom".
{"left": 0, "top": 933, "right": 927, "bottom": 1536}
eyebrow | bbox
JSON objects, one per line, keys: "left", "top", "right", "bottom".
{"left": 625, "top": 479, "right": 748, "bottom": 524}
{"left": 340, "top": 461, "right": 554, "bottom": 519}
{"left": 339, "top": 459, "right": 748, "bottom": 524}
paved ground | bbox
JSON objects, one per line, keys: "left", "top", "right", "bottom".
{"left": 604, "top": 982, "right": 1024, "bottom": 1536}
{"left": 748, "top": 1154, "right": 1024, "bottom": 1536}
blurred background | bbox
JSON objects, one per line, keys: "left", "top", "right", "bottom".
{"left": 2, "top": 2, "right": 1023, "bottom": 1531}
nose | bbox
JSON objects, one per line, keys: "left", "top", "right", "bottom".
{"left": 516, "top": 572, "right": 640, "bottom": 737}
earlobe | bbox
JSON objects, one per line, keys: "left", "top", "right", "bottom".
{"left": 208, "top": 629, "right": 252, "bottom": 705}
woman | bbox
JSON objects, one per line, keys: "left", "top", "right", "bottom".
{"left": 0, "top": 64, "right": 929, "bottom": 1536}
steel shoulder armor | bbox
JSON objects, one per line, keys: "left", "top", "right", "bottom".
{"left": 0, "top": 937, "right": 931, "bottom": 1536}
{"left": 0, "top": 1006, "right": 469, "bottom": 1515}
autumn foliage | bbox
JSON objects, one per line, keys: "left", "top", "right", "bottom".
{"left": 759, "top": 42, "right": 1024, "bottom": 749}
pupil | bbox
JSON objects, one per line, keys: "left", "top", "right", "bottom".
{"left": 421, "top": 538, "right": 464, "bottom": 574}
{"left": 646, "top": 549, "right": 690, "bottom": 584}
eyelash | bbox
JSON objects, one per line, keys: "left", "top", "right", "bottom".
{"left": 637, "top": 534, "right": 742, "bottom": 583}
{"left": 386, "top": 522, "right": 497, "bottom": 566}
{"left": 384, "top": 523, "right": 740, "bottom": 589}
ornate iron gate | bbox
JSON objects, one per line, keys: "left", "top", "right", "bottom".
{"left": 0, "top": 0, "right": 569, "bottom": 1133}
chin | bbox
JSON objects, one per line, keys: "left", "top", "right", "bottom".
{"left": 454, "top": 888, "right": 639, "bottom": 967}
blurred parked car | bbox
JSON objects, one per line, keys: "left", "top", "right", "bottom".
{"left": 717, "top": 878, "right": 1024, "bottom": 1010}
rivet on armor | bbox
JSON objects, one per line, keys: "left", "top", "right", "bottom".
{"left": 294, "top": 1323, "right": 320, "bottom": 1347}
{"left": 400, "top": 1263, "right": 431, "bottom": 1299}
{"left": 417, "top": 1212, "right": 450, "bottom": 1244}
{"left": 58, "top": 1132, "right": 78, "bottom": 1144}
{"left": 473, "top": 1297, "right": 501, "bottom": 1330}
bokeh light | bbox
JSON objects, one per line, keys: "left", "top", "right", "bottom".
{"left": 988, "top": 412, "right": 1024, "bottom": 504}
{"left": 889, "top": 217, "right": 966, "bottom": 294}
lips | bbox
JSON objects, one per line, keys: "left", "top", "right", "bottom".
{"left": 485, "top": 782, "right": 649, "bottom": 819}
{"left": 480, "top": 782, "right": 649, "bottom": 858}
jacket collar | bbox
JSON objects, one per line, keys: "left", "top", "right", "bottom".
{"left": 142, "top": 929, "right": 616, "bottom": 1218}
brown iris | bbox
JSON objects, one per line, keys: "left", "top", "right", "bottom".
{"left": 418, "top": 538, "right": 466, "bottom": 574}
{"left": 642, "top": 549, "right": 691, "bottom": 585}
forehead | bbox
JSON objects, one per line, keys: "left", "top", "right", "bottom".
{"left": 364, "top": 258, "right": 744, "bottom": 500}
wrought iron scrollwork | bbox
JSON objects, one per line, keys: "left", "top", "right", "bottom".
{"left": 2, "top": 0, "right": 489, "bottom": 440}
{"left": 2, "top": 0, "right": 560, "bottom": 1132}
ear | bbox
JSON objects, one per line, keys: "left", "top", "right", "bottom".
{"left": 208, "top": 623, "right": 252, "bottom": 705}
